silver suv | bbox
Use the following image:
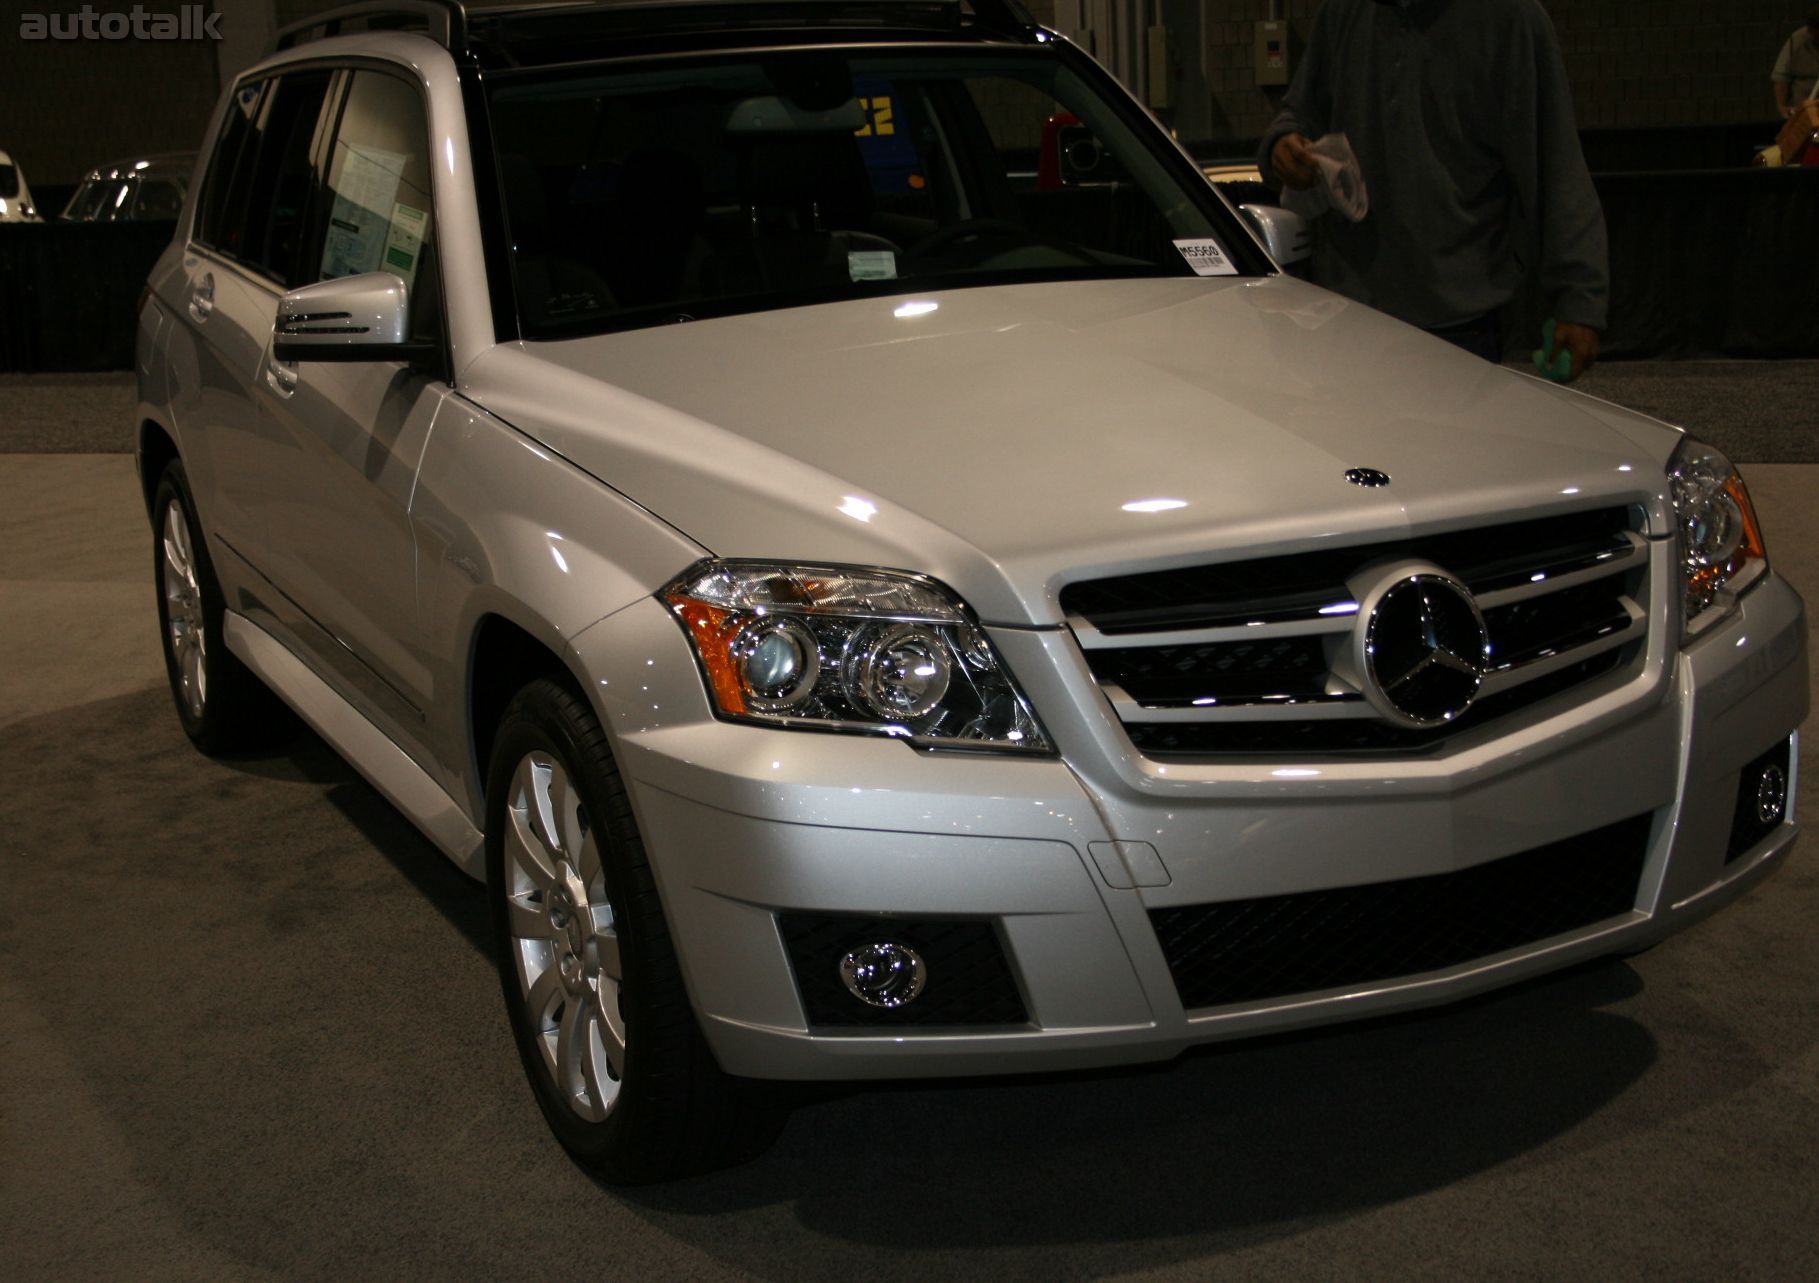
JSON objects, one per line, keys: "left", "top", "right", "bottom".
{"left": 137, "top": 0, "right": 1807, "bottom": 1181}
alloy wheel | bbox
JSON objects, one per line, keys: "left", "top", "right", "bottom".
{"left": 161, "top": 501, "right": 207, "bottom": 720}
{"left": 504, "top": 750, "right": 625, "bottom": 1122}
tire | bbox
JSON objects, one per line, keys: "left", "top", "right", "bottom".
{"left": 485, "top": 677, "right": 785, "bottom": 1182}
{"left": 152, "top": 461, "right": 286, "bottom": 754}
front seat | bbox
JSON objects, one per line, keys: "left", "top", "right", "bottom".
{"left": 498, "top": 154, "right": 617, "bottom": 329}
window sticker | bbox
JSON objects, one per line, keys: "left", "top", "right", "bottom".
{"left": 848, "top": 250, "right": 897, "bottom": 282}
{"left": 1173, "top": 238, "right": 1237, "bottom": 277}
{"left": 384, "top": 201, "right": 429, "bottom": 279}
{"left": 320, "top": 144, "right": 407, "bottom": 280}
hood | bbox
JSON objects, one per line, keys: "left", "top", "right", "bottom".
{"left": 463, "top": 276, "right": 1680, "bottom": 626}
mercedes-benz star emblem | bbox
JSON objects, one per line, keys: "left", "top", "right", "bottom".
{"left": 1345, "top": 468, "right": 1391, "bottom": 487}
{"left": 1361, "top": 573, "right": 1490, "bottom": 728}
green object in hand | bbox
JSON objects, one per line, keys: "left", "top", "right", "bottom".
{"left": 1531, "top": 317, "right": 1572, "bottom": 382}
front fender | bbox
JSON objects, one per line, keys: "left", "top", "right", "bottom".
{"left": 411, "top": 394, "right": 706, "bottom": 814}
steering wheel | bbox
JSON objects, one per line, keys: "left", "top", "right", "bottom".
{"left": 907, "top": 218, "right": 1038, "bottom": 258}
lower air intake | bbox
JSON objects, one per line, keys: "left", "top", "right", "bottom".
{"left": 1151, "top": 814, "right": 1653, "bottom": 1011}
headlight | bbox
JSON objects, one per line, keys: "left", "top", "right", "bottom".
{"left": 662, "top": 561, "right": 1053, "bottom": 753}
{"left": 1667, "top": 438, "right": 1767, "bottom": 636}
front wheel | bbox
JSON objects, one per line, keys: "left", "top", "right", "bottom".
{"left": 152, "top": 461, "right": 284, "bottom": 753}
{"left": 485, "top": 677, "right": 783, "bottom": 1181}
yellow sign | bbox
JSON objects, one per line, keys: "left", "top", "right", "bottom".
{"left": 854, "top": 96, "right": 896, "bottom": 138}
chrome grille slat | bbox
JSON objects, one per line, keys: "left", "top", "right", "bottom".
{"left": 1061, "top": 506, "right": 1652, "bottom": 758}
{"left": 1068, "top": 611, "right": 1356, "bottom": 650}
{"left": 1105, "top": 685, "right": 1372, "bottom": 722}
{"left": 1472, "top": 532, "right": 1647, "bottom": 608}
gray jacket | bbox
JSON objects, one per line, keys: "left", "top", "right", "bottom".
{"left": 1258, "top": 0, "right": 1608, "bottom": 331}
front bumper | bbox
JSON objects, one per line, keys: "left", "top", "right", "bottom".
{"left": 575, "top": 574, "right": 1806, "bottom": 1081}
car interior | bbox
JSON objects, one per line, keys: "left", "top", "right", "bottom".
{"left": 488, "top": 53, "right": 1199, "bottom": 334}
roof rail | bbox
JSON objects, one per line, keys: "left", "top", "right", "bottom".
{"left": 461, "top": 0, "right": 1039, "bottom": 66}
{"left": 966, "top": 0, "right": 1037, "bottom": 37}
{"left": 272, "top": 0, "right": 468, "bottom": 55}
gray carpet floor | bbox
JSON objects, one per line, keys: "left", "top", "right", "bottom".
{"left": 3, "top": 366, "right": 1816, "bottom": 1276}
{"left": 1568, "top": 360, "right": 1819, "bottom": 462}
{"left": 0, "top": 373, "right": 141, "bottom": 454}
{"left": 3, "top": 659, "right": 1815, "bottom": 1278}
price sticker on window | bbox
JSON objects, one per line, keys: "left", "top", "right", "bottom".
{"left": 1173, "top": 239, "right": 1237, "bottom": 277}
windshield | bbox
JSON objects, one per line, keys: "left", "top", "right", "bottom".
{"left": 487, "top": 46, "right": 1260, "bottom": 337}
{"left": 0, "top": 164, "right": 18, "bottom": 200}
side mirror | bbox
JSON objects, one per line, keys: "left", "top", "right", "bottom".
{"left": 273, "top": 271, "right": 438, "bottom": 363}
{"left": 1239, "top": 204, "right": 1313, "bottom": 267}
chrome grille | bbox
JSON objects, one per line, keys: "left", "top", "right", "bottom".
{"left": 1062, "top": 507, "right": 1651, "bottom": 758}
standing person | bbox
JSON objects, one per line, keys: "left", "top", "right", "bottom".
{"left": 1771, "top": 9, "right": 1819, "bottom": 119}
{"left": 1257, "top": 0, "right": 1606, "bottom": 380}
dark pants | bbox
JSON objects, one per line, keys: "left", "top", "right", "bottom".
{"left": 1424, "top": 313, "right": 1504, "bottom": 363}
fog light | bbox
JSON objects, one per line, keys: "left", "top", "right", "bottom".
{"left": 1728, "top": 739, "right": 1794, "bottom": 864}
{"left": 837, "top": 941, "right": 927, "bottom": 1009}
{"left": 1756, "top": 762, "right": 1788, "bottom": 826}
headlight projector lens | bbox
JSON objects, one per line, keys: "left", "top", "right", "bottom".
{"left": 1676, "top": 474, "right": 1744, "bottom": 568}
{"left": 735, "top": 617, "right": 819, "bottom": 709}
{"left": 845, "top": 623, "right": 952, "bottom": 720}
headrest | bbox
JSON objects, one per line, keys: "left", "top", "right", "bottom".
{"left": 726, "top": 96, "right": 865, "bottom": 135}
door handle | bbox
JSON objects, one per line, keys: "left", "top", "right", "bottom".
{"left": 188, "top": 272, "right": 215, "bottom": 323}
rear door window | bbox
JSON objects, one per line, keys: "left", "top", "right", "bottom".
{"left": 236, "top": 70, "right": 334, "bottom": 286}
{"left": 194, "top": 72, "right": 332, "bottom": 283}
{"left": 195, "top": 79, "right": 265, "bottom": 252}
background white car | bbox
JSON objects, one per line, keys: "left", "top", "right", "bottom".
{"left": 0, "top": 147, "right": 43, "bottom": 222}
{"left": 60, "top": 153, "right": 196, "bottom": 223}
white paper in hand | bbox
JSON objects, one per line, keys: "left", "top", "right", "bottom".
{"left": 1281, "top": 132, "right": 1370, "bottom": 223}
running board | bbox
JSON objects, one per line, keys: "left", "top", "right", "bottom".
{"left": 224, "top": 611, "right": 486, "bottom": 880}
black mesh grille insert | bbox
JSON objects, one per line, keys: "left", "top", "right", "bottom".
{"left": 778, "top": 914, "right": 1028, "bottom": 1029}
{"left": 1126, "top": 648, "right": 1629, "bottom": 757}
{"left": 1150, "top": 813, "right": 1653, "bottom": 1010}
{"left": 1093, "top": 635, "right": 1330, "bottom": 704}
{"left": 1482, "top": 580, "right": 1632, "bottom": 669}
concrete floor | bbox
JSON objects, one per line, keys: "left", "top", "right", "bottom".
{"left": 2, "top": 426, "right": 1816, "bottom": 1275}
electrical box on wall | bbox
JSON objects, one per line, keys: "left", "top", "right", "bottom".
{"left": 1255, "top": 20, "right": 1290, "bottom": 88}
{"left": 1146, "top": 25, "right": 1170, "bottom": 109}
